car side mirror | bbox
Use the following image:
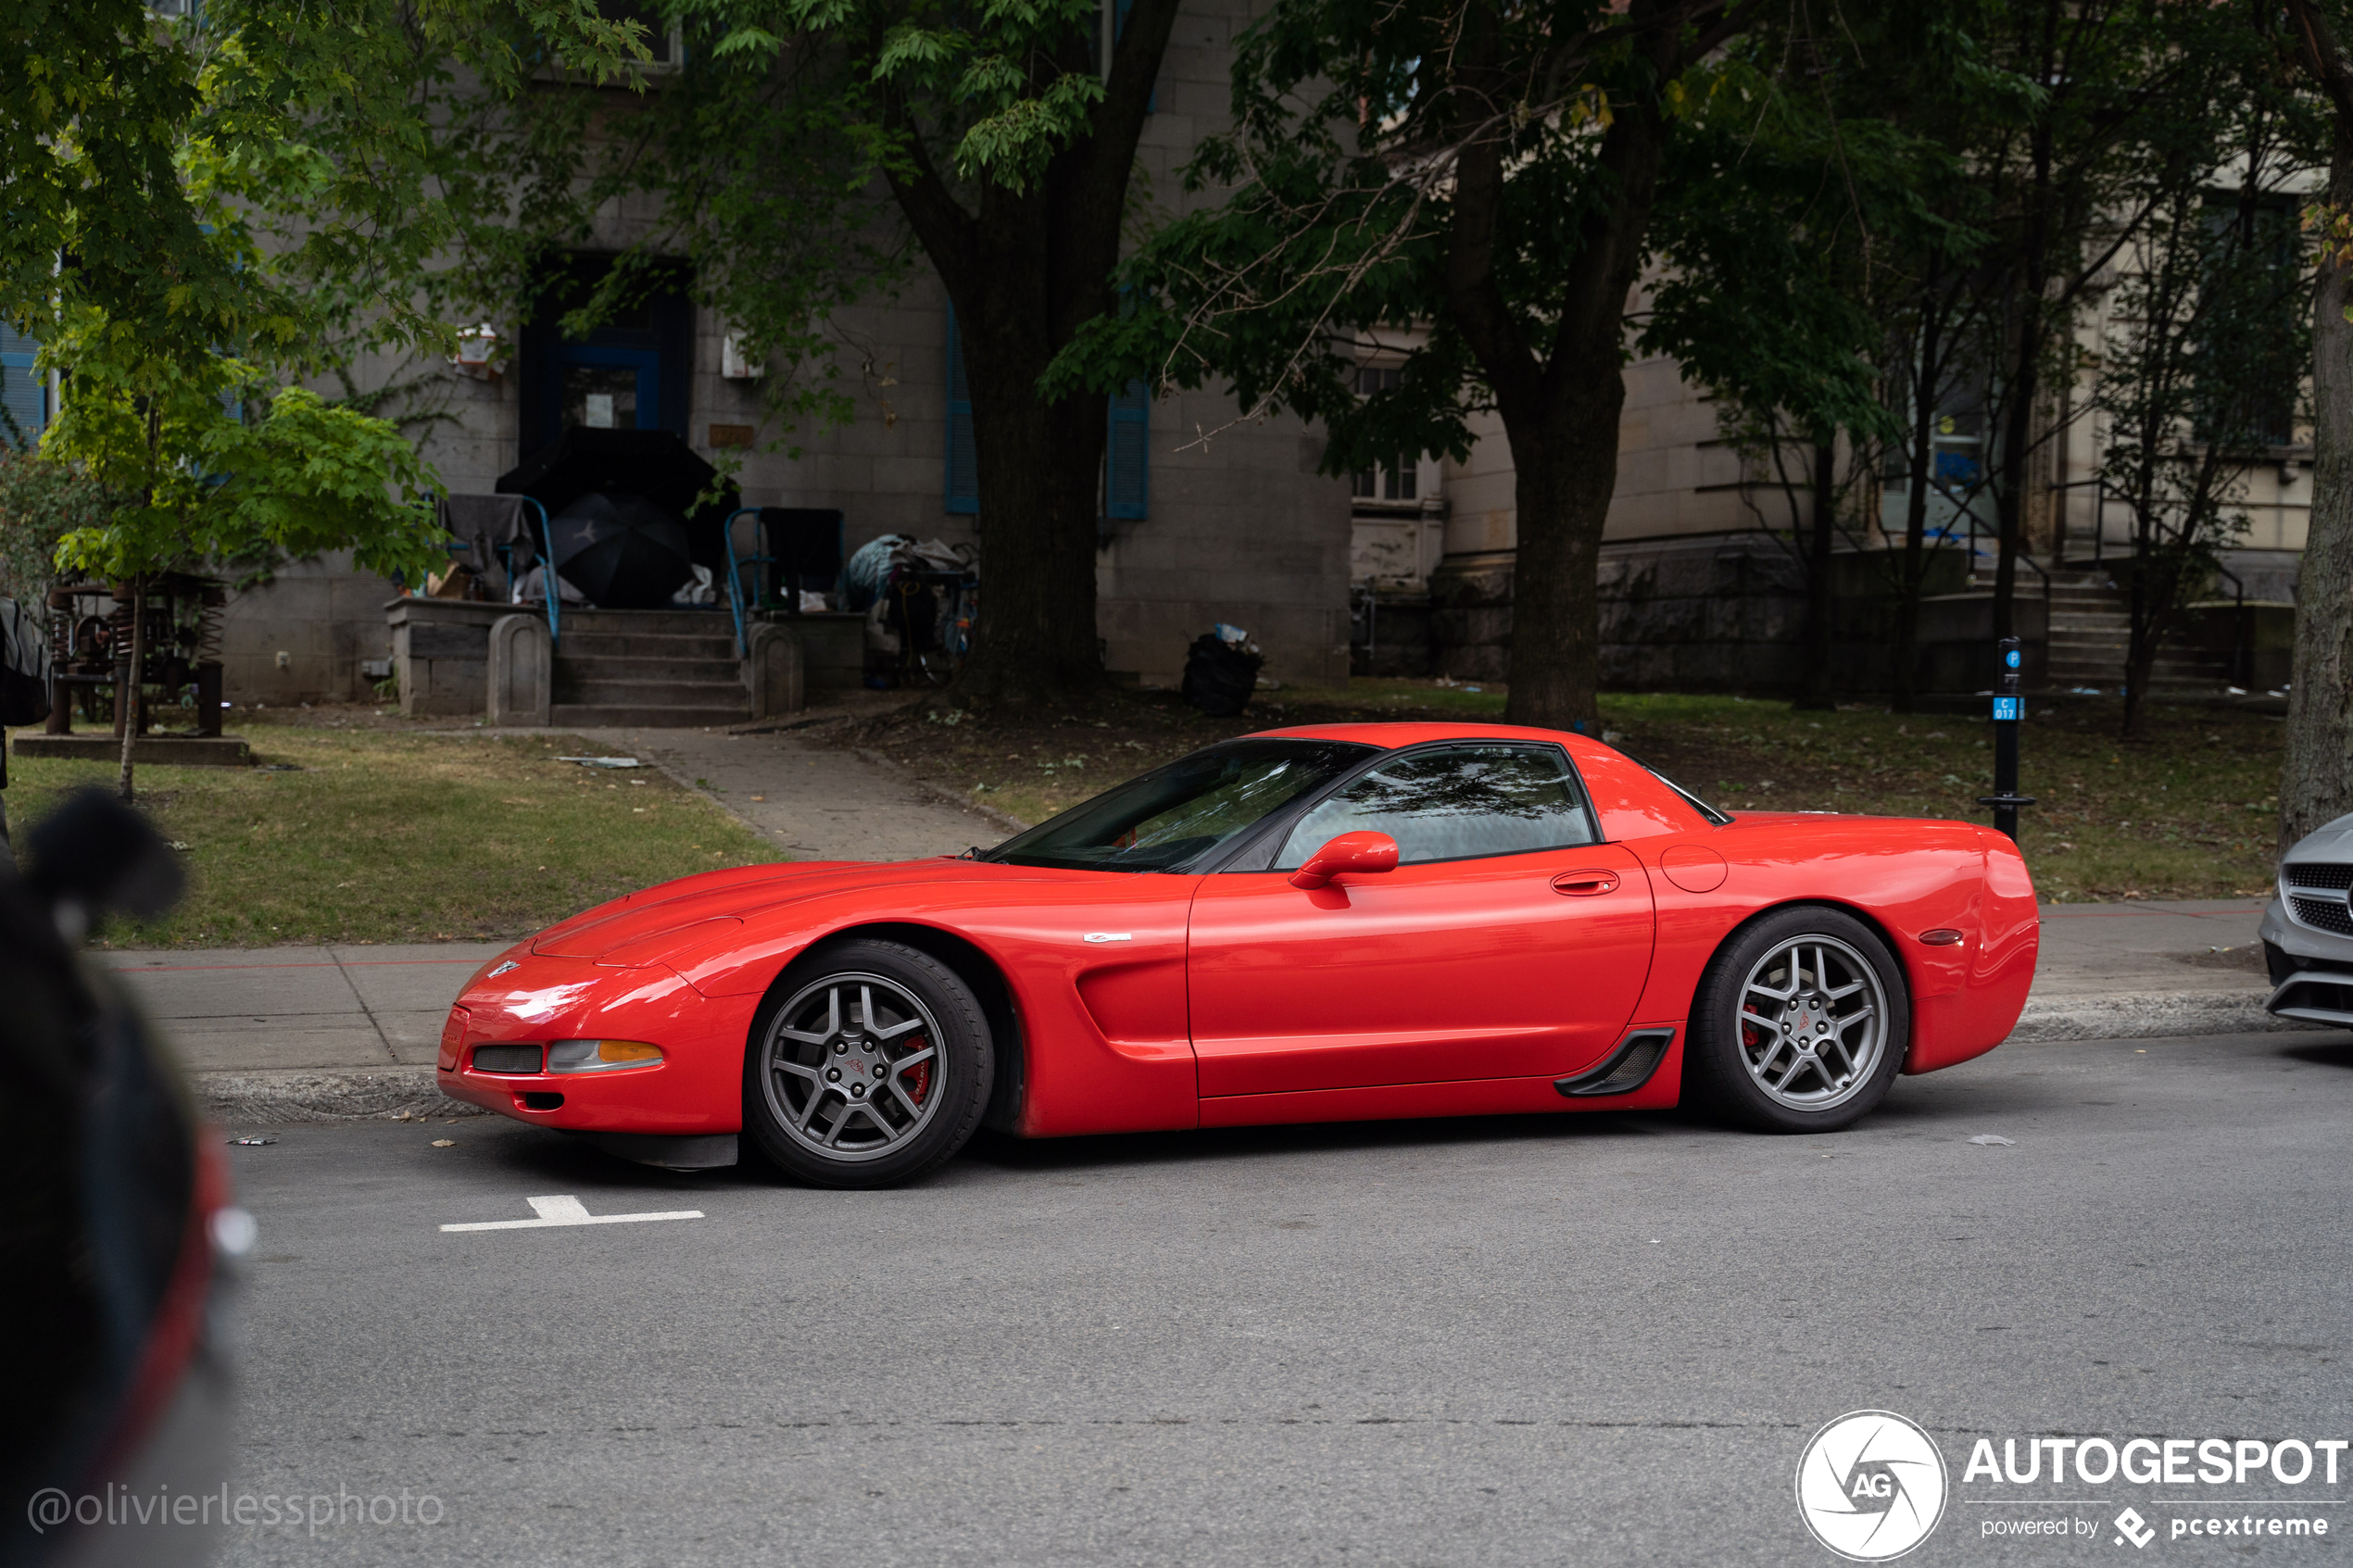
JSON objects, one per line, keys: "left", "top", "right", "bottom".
{"left": 1289, "top": 831, "right": 1400, "bottom": 890}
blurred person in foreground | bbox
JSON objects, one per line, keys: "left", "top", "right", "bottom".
{"left": 1, "top": 788, "right": 239, "bottom": 1568}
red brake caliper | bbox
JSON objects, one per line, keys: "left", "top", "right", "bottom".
{"left": 900, "top": 1038, "right": 931, "bottom": 1104}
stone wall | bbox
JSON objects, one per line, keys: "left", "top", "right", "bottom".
{"left": 1416, "top": 533, "right": 2047, "bottom": 696}
{"left": 218, "top": 555, "right": 400, "bottom": 705}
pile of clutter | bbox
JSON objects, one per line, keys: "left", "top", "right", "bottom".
{"left": 844, "top": 533, "right": 979, "bottom": 684}
{"left": 1182, "top": 623, "right": 1263, "bottom": 716}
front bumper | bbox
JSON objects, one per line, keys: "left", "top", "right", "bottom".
{"left": 2259, "top": 895, "right": 2353, "bottom": 1026}
{"left": 437, "top": 955, "right": 761, "bottom": 1135}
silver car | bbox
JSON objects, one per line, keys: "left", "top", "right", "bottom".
{"left": 2262, "top": 817, "right": 2353, "bottom": 1026}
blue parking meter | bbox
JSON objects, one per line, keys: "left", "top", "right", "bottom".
{"left": 1977, "top": 636, "right": 2034, "bottom": 841}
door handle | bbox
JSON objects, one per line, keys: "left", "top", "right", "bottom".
{"left": 1552, "top": 870, "right": 1620, "bottom": 897}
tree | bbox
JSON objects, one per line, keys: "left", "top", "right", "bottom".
{"left": 1642, "top": 57, "right": 1951, "bottom": 709}
{"left": 0, "top": 454, "right": 121, "bottom": 612}
{"left": 558, "top": 0, "right": 1182, "bottom": 705}
{"left": 42, "top": 321, "right": 444, "bottom": 799}
{"left": 1956, "top": 0, "right": 2198, "bottom": 643}
{"left": 1061, "top": 0, "right": 1755, "bottom": 732}
{"left": 2093, "top": 44, "right": 2315, "bottom": 740}
{"left": 4, "top": 0, "right": 641, "bottom": 796}
{"left": 2283, "top": 0, "right": 2353, "bottom": 847}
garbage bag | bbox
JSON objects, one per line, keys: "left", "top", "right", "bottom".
{"left": 1181, "top": 632, "right": 1263, "bottom": 718}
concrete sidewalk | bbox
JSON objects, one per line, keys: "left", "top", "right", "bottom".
{"left": 110, "top": 891, "right": 2299, "bottom": 1123}
{"left": 566, "top": 718, "right": 1020, "bottom": 861}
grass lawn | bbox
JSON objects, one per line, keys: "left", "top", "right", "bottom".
{"left": 835, "top": 680, "right": 2283, "bottom": 903}
{"left": 4, "top": 716, "right": 777, "bottom": 947}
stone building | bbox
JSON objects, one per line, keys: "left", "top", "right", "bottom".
{"left": 179, "top": 0, "right": 1353, "bottom": 711}
{"left": 6, "top": 4, "right": 2311, "bottom": 709}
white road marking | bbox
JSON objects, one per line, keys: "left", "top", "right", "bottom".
{"left": 439, "top": 1195, "right": 705, "bottom": 1233}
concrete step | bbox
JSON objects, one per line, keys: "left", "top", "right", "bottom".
{"left": 556, "top": 653, "right": 743, "bottom": 684}
{"left": 549, "top": 703, "right": 751, "bottom": 729}
{"left": 556, "top": 632, "right": 740, "bottom": 661}
{"left": 553, "top": 678, "right": 749, "bottom": 707}
{"left": 557, "top": 608, "right": 736, "bottom": 637}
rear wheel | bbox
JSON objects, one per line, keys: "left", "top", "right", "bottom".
{"left": 1686, "top": 907, "right": 1908, "bottom": 1133}
{"left": 742, "top": 939, "right": 992, "bottom": 1187}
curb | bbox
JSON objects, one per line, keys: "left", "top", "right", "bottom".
{"left": 195, "top": 991, "right": 2326, "bottom": 1124}
{"left": 197, "top": 1067, "right": 486, "bottom": 1125}
{"left": 2007, "top": 990, "right": 2321, "bottom": 1042}
{"left": 852, "top": 746, "right": 1034, "bottom": 838}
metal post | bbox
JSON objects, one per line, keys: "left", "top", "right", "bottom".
{"left": 1978, "top": 634, "right": 2036, "bottom": 841}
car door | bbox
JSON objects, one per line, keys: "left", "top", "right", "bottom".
{"left": 1186, "top": 742, "right": 1657, "bottom": 1098}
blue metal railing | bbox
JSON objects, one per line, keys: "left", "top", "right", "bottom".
{"left": 520, "top": 495, "right": 556, "bottom": 645}
{"left": 723, "top": 505, "right": 769, "bottom": 658}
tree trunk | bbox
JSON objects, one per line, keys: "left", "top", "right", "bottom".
{"left": 877, "top": 0, "right": 1178, "bottom": 708}
{"left": 118, "top": 574, "right": 143, "bottom": 803}
{"left": 1892, "top": 327, "right": 1943, "bottom": 714}
{"left": 1499, "top": 381, "right": 1624, "bottom": 731}
{"left": 2120, "top": 554, "right": 2154, "bottom": 740}
{"left": 1797, "top": 441, "right": 1838, "bottom": 709}
{"left": 1990, "top": 321, "right": 2039, "bottom": 644}
{"left": 2282, "top": 120, "right": 2353, "bottom": 846}
{"left": 957, "top": 311, "right": 1110, "bottom": 702}
{"left": 1485, "top": 99, "right": 1671, "bottom": 734}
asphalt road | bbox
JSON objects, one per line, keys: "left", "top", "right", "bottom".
{"left": 207, "top": 1029, "right": 2353, "bottom": 1566}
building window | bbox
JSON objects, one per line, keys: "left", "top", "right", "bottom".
{"left": 945, "top": 306, "right": 977, "bottom": 515}
{"left": 2196, "top": 194, "right": 2302, "bottom": 450}
{"left": 1, "top": 325, "right": 46, "bottom": 449}
{"left": 1350, "top": 366, "right": 1417, "bottom": 502}
{"left": 1105, "top": 380, "right": 1150, "bottom": 520}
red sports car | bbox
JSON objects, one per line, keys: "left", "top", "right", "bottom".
{"left": 438, "top": 723, "right": 2039, "bottom": 1186}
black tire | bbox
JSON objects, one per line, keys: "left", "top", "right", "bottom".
{"left": 1684, "top": 905, "right": 1909, "bottom": 1134}
{"left": 742, "top": 938, "right": 993, "bottom": 1188}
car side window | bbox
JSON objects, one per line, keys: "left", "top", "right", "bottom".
{"left": 1273, "top": 745, "right": 1599, "bottom": 869}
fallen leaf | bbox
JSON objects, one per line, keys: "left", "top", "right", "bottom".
{"left": 431, "top": 1139, "right": 456, "bottom": 1148}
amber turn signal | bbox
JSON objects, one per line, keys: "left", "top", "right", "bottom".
{"left": 546, "top": 1039, "right": 664, "bottom": 1073}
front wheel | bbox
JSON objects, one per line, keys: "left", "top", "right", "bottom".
{"left": 1685, "top": 907, "right": 1908, "bottom": 1133}
{"left": 742, "top": 938, "right": 993, "bottom": 1187}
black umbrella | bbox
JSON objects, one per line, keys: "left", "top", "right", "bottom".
{"left": 496, "top": 427, "right": 737, "bottom": 575}
{"left": 547, "top": 492, "right": 694, "bottom": 608}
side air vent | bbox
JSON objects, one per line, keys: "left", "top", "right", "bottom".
{"left": 2284, "top": 863, "right": 2353, "bottom": 891}
{"left": 1556, "top": 1029, "right": 1676, "bottom": 1098}
{"left": 2291, "top": 897, "right": 2353, "bottom": 937}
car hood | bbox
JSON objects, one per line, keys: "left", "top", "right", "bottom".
{"left": 529, "top": 857, "right": 1087, "bottom": 965}
{"left": 2283, "top": 812, "right": 2353, "bottom": 866}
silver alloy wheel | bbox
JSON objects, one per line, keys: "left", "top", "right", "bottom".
{"left": 760, "top": 972, "right": 945, "bottom": 1162}
{"left": 1734, "top": 934, "right": 1888, "bottom": 1111}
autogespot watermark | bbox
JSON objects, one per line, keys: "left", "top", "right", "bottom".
{"left": 1797, "top": 1411, "right": 2346, "bottom": 1558}
{"left": 27, "top": 1484, "right": 445, "bottom": 1539}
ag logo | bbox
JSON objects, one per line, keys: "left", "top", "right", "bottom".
{"left": 1795, "top": 1410, "right": 1948, "bottom": 1561}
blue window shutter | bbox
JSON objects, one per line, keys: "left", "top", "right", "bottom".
{"left": 1105, "top": 379, "right": 1149, "bottom": 521}
{"left": 0, "top": 325, "right": 44, "bottom": 449}
{"left": 1113, "top": 0, "right": 1155, "bottom": 113}
{"left": 944, "top": 304, "right": 977, "bottom": 515}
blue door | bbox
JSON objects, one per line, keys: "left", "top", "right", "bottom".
{"left": 549, "top": 344, "right": 660, "bottom": 434}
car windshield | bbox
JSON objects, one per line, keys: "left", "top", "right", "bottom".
{"left": 981, "top": 739, "right": 1376, "bottom": 872}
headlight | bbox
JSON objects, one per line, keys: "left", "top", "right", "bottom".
{"left": 546, "top": 1039, "right": 664, "bottom": 1073}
